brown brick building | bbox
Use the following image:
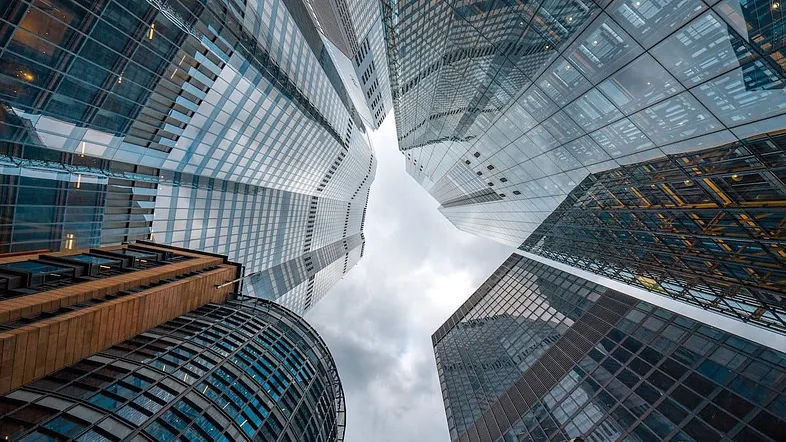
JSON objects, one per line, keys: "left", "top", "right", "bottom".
{"left": 0, "top": 242, "right": 241, "bottom": 395}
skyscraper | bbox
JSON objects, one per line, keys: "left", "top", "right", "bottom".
{"left": 0, "top": 0, "right": 376, "bottom": 314}
{"left": 0, "top": 243, "right": 345, "bottom": 441}
{"left": 303, "top": 0, "right": 393, "bottom": 129}
{"left": 433, "top": 253, "right": 786, "bottom": 442}
{"left": 382, "top": 1, "right": 786, "bottom": 325}
{"left": 518, "top": 137, "right": 786, "bottom": 334}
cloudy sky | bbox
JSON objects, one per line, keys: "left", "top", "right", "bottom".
{"left": 306, "top": 115, "right": 513, "bottom": 441}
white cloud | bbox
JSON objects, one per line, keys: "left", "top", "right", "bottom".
{"left": 306, "top": 114, "right": 512, "bottom": 442}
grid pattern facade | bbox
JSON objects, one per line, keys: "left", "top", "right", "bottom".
{"left": 382, "top": 0, "right": 786, "bottom": 245}
{"left": 0, "top": 0, "right": 376, "bottom": 312}
{"left": 244, "top": 233, "right": 364, "bottom": 314}
{"left": 304, "top": 0, "right": 392, "bottom": 128}
{"left": 152, "top": 175, "right": 312, "bottom": 272}
{"left": 0, "top": 297, "right": 345, "bottom": 442}
{"left": 0, "top": 160, "right": 107, "bottom": 253}
{"left": 433, "top": 255, "right": 786, "bottom": 442}
{"left": 0, "top": 131, "right": 161, "bottom": 253}
{"left": 519, "top": 134, "right": 786, "bottom": 334}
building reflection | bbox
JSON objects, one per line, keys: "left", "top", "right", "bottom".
{"left": 434, "top": 255, "right": 786, "bottom": 442}
{"left": 383, "top": 0, "right": 786, "bottom": 332}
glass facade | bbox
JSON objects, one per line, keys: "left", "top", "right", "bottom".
{"left": 433, "top": 254, "right": 786, "bottom": 442}
{"left": 518, "top": 136, "right": 786, "bottom": 334}
{"left": 0, "top": 297, "right": 345, "bottom": 442}
{"left": 303, "top": 0, "right": 393, "bottom": 128}
{"left": 0, "top": 0, "right": 376, "bottom": 314}
{"left": 382, "top": 0, "right": 786, "bottom": 330}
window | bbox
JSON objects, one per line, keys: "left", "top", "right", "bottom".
{"left": 145, "top": 421, "right": 176, "bottom": 440}
{"left": 698, "top": 403, "right": 736, "bottom": 432}
{"left": 43, "top": 416, "right": 86, "bottom": 437}
{"left": 682, "top": 417, "right": 720, "bottom": 442}
{"left": 712, "top": 390, "right": 753, "bottom": 419}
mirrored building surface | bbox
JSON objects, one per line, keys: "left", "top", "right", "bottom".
{"left": 0, "top": 0, "right": 377, "bottom": 314}
{"left": 303, "top": 0, "right": 393, "bottom": 128}
{"left": 519, "top": 136, "right": 786, "bottom": 334}
{"left": 433, "top": 254, "right": 786, "bottom": 442}
{"left": 382, "top": 0, "right": 786, "bottom": 329}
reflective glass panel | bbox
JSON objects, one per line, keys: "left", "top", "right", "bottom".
{"left": 609, "top": 0, "right": 707, "bottom": 48}
{"left": 630, "top": 92, "right": 723, "bottom": 145}
{"left": 590, "top": 118, "right": 655, "bottom": 157}
{"left": 527, "top": 125, "right": 560, "bottom": 154}
{"left": 651, "top": 11, "right": 755, "bottom": 86}
{"left": 691, "top": 60, "right": 786, "bottom": 126}
{"left": 506, "top": 103, "right": 538, "bottom": 134}
{"left": 517, "top": 85, "right": 559, "bottom": 122}
{"left": 537, "top": 57, "right": 592, "bottom": 106}
{"left": 532, "top": 152, "right": 563, "bottom": 176}
{"left": 542, "top": 111, "right": 585, "bottom": 144}
{"left": 598, "top": 54, "right": 684, "bottom": 115}
{"left": 565, "top": 14, "right": 644, "bottom": 84}
{"left": 564, "top": 88, "right": 623, "bottom": 132}
{"left": 714, "top": 0, "right": 786, "bottom": 57}
{"left": 520, "top": 158, "right": 547, "bottom": 180}
{"left": 510, "top": 134, "right": 540, "bottom": 161}
{"left": 546, "top": 147, "right": 583, "bottom": 172}
{"left": 563, "top": 136, "right": 612, "bottom": 166}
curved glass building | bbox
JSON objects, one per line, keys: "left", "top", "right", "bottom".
{"left": 0, "top": 297, "right": 345, "bottom": 442}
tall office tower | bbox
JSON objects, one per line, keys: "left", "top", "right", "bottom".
{"left": 0, "top": 0, "right": 376, "bottom": 314}
{"left": 433, "top": 254, "right": 786, "bottom": 442}
{"left": 518, "top": 137, "right": 786, "bottom": 334}
{"left": 0, "top": 243, "right": 345, "bottom": 441}
{"left": 382, "top": 0, "right": 786, "bottom": 326}
{"left": 302, "top": 0, "right": 393, "bottom": 129}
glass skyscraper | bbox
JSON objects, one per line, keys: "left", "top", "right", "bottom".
{"left": 382, "top": 0, "right": 786, "bottom": 327}
{"left": 433, "top": 254, "right": 786, "bottom": 442}
{"left": 518, "top": 137, "right": 786, "bottom": 334}
{"left": 0, "top": 0, "right": 377, "bottom": 314}
{"left": 303, "top": 0, "right": 393, "bottom": 129}
{"left": 0, "top": 243, "right": 345, "bottom": 441}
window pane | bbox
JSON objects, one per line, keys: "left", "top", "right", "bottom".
{"left": 542, "top": 111, "right": 584, "bottom": 144}
{"left": 565, "top": 14, "right": 644, "bottom": 84}
{"left": 564, "top": 88, "right": 623, "bottom": 131}
{"left": 537, "top": 57, "right": 592, "bottom": 106}
{"left": 651, "top": 11, "right": 755, "bottom": 86}
{"left": 598, "top": 54, "right": 683, "bottom": 115}
{"left": 563, "top": 136, "right": 611, "bottom": 167}
{"left": 609, "top": 0, "right": 707, "bottom": 48}
{"left": 517, "top": 85, "right": 558, "bottom": 122}
{"left": 591, "top": 118, "right": 655, "bottom": 158}
{"left": 691, "top": 60, "right": 786, "bottom": 127}
{"left": 630, "top": 92, "right": 723, "bottom": 146}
